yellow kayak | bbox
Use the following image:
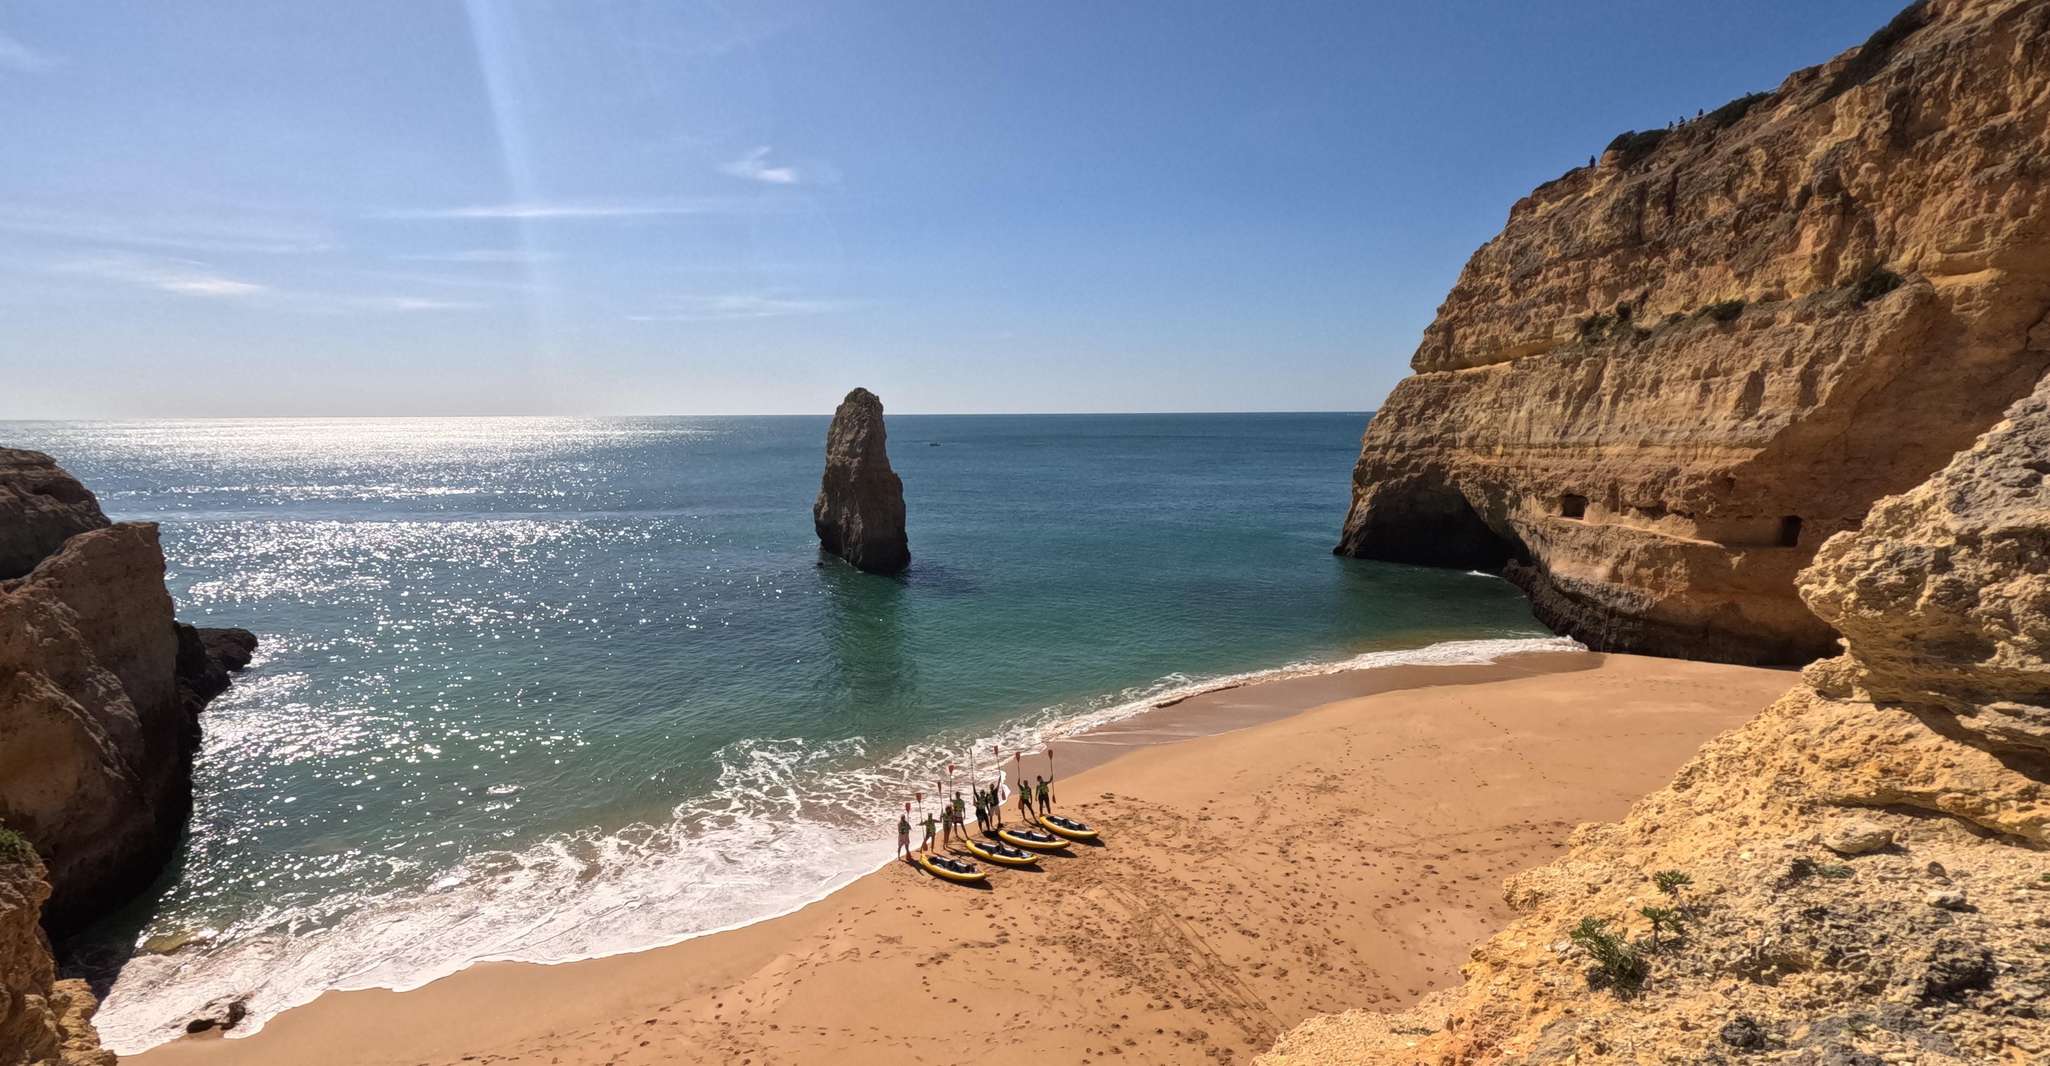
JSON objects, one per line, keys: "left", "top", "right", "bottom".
{"left": 964, "top": 836, "right": 1039, "bottom": 867}
{"left": 996, "top": 826, "right": 1069, "bottom": 852}
{"left": 914, "top": 852, "right": 988, "bottom": 884}
{"left": 1037, "top": 813, "right": 1099, "bottom": 842}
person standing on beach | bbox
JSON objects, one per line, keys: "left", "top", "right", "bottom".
{"left": 1017, "top": 775, "right": 1034, "bottom": 823}
{"left": 897, "top": 810, "right": 913, "bottom": 859}
{"left": 921, "top": 809, "right": 938, "bottom": 853}
{"left": 971, "top": 790, "right": 986, "bottom": 836}
{"left": 1035, "top": 775, "right": 1052, "bottom": 815}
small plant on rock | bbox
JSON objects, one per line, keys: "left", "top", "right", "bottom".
{"left": 1652, "top": 869, "right": 1693, "bottom": 896}
{"left": 0, "top": 827, "right": 35, "bottom": 867}
{"left": 1639, "top": 905, "right": 1685, "bottom": 951}
{"left": 1851, "top": 266, "right": 1903, "bottom": 305}
{"left": 1570, "top": 916, "right": 1647, "bottom": 995}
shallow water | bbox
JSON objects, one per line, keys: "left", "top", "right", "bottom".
{"left": 2, "top": 414, "right": 1551, "bottom": 1050}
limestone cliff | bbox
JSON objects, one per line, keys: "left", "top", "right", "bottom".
{"left": 0, "top": 449, "right": 254, "bottom": 935}
{"left": 814, "top": 388, "right": 911, "bottom": 575}
{"left": 0, "top": 848, "right": 113, "bottom": 1066}
{"left": 1263, "top": 334, "right": 2050, "bottom": 1062}
{"left": 1337, "top": 0, "right": 2050, "bottom": 664}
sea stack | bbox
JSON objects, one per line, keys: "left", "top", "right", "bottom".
{"left": 1332, "top": 0, "right": 2050, "bottom": 666}
{"left": 814, "top": 388, "right": 910, "bottom": 574}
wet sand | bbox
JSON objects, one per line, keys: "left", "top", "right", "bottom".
{"left": 134, "top": 651, "right": 1794, "bottom": 1066}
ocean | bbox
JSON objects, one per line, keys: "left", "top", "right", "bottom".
{"left": 3, "top": 414, "right": 1560, "bottom": 1051}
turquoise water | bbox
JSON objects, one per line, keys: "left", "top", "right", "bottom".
{"left": 3, "top": 415, "right": 1553, "bottom": 1050}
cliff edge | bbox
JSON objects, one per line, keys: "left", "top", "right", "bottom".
{"left": 0, "top": 448, "right": 254, "bottom": 934}
{"left": 1265, "top": 331, "right": 2050, "bottom": 1063}
{"left": 1337, "top": 0, "right": 2050, "bottom": 664}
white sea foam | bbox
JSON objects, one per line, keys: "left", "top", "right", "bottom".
{"left": 94, "top": 634, "right": 1582, "bottom": 1053}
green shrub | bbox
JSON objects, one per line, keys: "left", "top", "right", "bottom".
{"left": 1604, "top": 128, "right": 1669, "bottom": 169}
{"left": 1639, "top": 905, "right": 1684, "bottom": 951}
{"left": 1699, "top": 300, "right": 1746, "bottom": 323}
{"left": 1852, "top": 267, "right": 1903, "bottom": 305}
{"left": 1705, "top": 91, "right": 1771, "bottom": 130}
{"left": 1570, "top": 917, "right": 1647, "bottom": 994}
{"left": 0, "top": 828, "right": 35, "bottom": 867}
{"left": 1579, "top": 312, "right": 1616, "bottom": 341}
{"left": 1652, "top": 869, "right": 1693, "bottom": 896}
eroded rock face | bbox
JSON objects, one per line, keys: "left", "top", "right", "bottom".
{"left": 0, "top": 448, "right": 254, "bottom": 935}
{"left": 1800, "top": 376, "right": 2050, "bottom": 757}
{"left": 813, "top": 388, "right": 910, "bottom": 574}
{"left": 1338, "top": 0, "right": 2050, "bottom": 665}
{"left": 0, "top": 451, "right": 108, "bottom": 582}
{"left": 1262, "top": 257, "right": 2050, "bottom": 1064}
{"left": 0, "top": 855, "right": 114, "bottom": 1066}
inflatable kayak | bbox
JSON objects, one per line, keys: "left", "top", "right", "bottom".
{"left": 964, "top": 836, "right": 1038, "bottom": 867}
{"left": 914, "top": 852, "right": 987, "bottom": 885}
{"left": 996, "top": 826, "right": 1069, "bottom": 852}
{"left": 1037, "top": 813, "right": 1099, "bottom": 842}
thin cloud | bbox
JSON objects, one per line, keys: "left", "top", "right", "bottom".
{"left": 720, "top": 146, "right": 802, "bottom": 186}
{"left": 0, "top": 206, "right": 331, "bottom": 254}
{"left": 373, "top": 199, "right": 752, "bottom": 221}
{"left": 363, "top": 296, "right": 484, "bottom": 312}
{"left": 0, "top": 31, "right": 59, "bottom": 73}
{"left": 626, "top": 293, "right": 858, "bottom": 322}
{"left": 59, "top": 255, "right": 268, "bottom": 298}
{"left": 50, "top": 254, "right": 484, "bottom": 313}
{"left": 393, "top": 249, "right": 552, "bottom": 264}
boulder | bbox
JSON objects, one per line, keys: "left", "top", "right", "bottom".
{"left": 813, "top": 388, "right": 910, "bottom": 574}
{"left": 1820, "top": 819, "right": 1893, "bottom": 856}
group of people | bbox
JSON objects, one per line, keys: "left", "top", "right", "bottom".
{"left": 895, "top": 771, "right": 1059, "bottom": 859}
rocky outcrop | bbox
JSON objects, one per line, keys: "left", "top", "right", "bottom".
{"left": 0, "top": 453, "right": 108, "bottom": 584}
{"left": 0, "top": 850, "right": 114, "bottom": 1066}
{"left": 1262, "top": 338, "right": 2050, "bottom": 1063}
{"left": 813, "top": 388, "right": 910, "bottom": 574}
{"left": 0, "top": 449, "right": 253, "bottom": 935}
{"left": 1337, "top": 0, "right": 2050, "bottom": 665}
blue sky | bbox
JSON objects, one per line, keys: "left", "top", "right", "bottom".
{"left": 1, "top": 1, "right": 1904, "bottom": 417}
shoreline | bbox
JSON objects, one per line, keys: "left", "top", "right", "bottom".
{"left": 132, "top": 649, "right": 1795, "bottom": 1066}
{"left": 94, "top": 636, "right": 1579, "bottom": 1052}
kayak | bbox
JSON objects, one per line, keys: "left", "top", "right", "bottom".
{"left": 964, "top": 836, "right": 1038, "bottom": 867}
{"left": 1037, "top": 813, "right": 1099, "bottom": 842}
{"left": 996, "top": 826, "right": 1069, "bottom": 852}
{"left": 915, "top": 852, "right": 988, "bottom": 884}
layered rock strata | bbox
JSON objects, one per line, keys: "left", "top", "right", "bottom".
{"left": 1337, "top": 0, "right": 2050, "bottom": 665}
{"left": 0, "top": 449, "right": 254, "bottom": 934}
{"left": 1263, "top": 350, "right": 2050, "bottom": 1063}
{"left": 814, "top": 388, "right": 911, "bottom": 574}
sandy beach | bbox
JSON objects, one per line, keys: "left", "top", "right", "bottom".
{"left": 133, "top": 651, "right": 1793, "bottom": 1066}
